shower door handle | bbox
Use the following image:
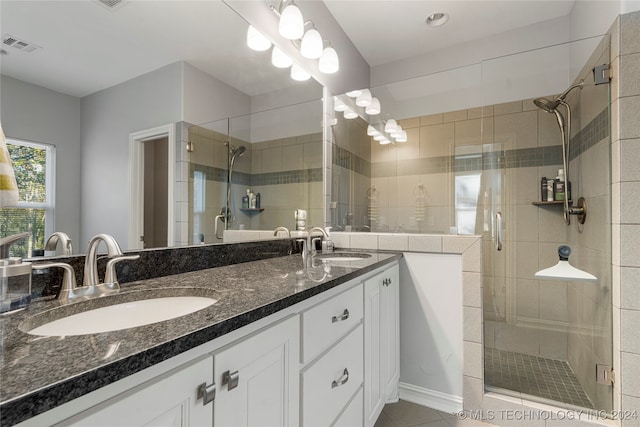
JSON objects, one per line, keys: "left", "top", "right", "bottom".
{"left": 495, "top": 212, "right": 503, "bottom": 251}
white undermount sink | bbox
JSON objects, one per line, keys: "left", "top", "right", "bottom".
{"left": 25, "top": 296, "right": 217, "bottom": 336}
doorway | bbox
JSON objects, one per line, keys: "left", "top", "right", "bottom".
{"left": 143, "top": 137, "right": 168, "bottom": 248}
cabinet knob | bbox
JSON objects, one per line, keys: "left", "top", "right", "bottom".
{"left": 331, "top": 368, "right": 350, "bottom": 389}
{"left": 197, "top": 382, "right": 216, "bottom": 405}
{"left": 331, "top": 309, "right": 350, "bottom": 323}
{"left": 222, "top": 370, "right": 240, "bottom": 391}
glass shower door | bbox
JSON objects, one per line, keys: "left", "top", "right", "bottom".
{"left": 480, "top": 35, "right": 613, "bottom": 413}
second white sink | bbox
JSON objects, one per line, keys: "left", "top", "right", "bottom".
{"left": 26, "top": 296, "right": 217, "bottom": 336}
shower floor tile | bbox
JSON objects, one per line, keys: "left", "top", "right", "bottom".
{"left": 484, "top": 348, "right": 594, "bottom": 409}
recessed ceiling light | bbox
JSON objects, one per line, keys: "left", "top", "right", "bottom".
{"left": 426, "top": 12, "right": 449, "bottom": 27}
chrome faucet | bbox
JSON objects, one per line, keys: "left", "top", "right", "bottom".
{"left": 308, "top": 227, "right": 334, "bottom": 255}
{"left": 45, "top": 232, "right": 73, "bottom": 256}
{"left": 273, "top": 226, "right": 291, "bottom": 238}
{"left": 83, "top": 234, "right": 124, "bottom": 287}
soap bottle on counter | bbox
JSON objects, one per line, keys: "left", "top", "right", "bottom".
{"left": 0, "top": 233, "right": 32, "bottom": 314}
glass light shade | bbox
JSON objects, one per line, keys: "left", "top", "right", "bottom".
{"left": 367, "top": 125, "right": 378, "bottom": 136}
{"left": 318, "top": 47, "right": 339, "bottom": 74}
{"left": 355, "top": 89, "right": 372, "bottom": 107}
{"left": 373, "top": 134, "right": 386, "bottom": 141}
{"left": 343, "top": 109, "right": 358, "bottom": 119}
{"left": 391, "top": 125, "right": 403, "bottom": 138}
{"left": 396, "top": 130, "right": 408, "bottom": 142}
{"left": 272, "top": 46, "right": 293, "bottom": 68}
{"left": 365, "top": 97, "right": 381, "bottom": 115}
{"left": 345, "top": 90, "right": 362, "bottom": 98}
{"left": 291, "top": 64, "right": 310, "bottom": 81}
{"left": 379, "top": 138, "right": 391, "bottom": 145}
{"left": 300, "top": 28, "right": 323, "bottom": 59}
{"left": 333, "top": 97, "right": 348, "bottom": 112}
{"left": 246, "top": 25, "right": 271, "bottom": 51}
{"left": 279, "top": 3, "right": 304, "bottom": 40}
{"left": 384, "top": 119, "right": 398, "bottom": 133}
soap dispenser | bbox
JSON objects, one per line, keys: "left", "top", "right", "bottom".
{"left": 0, "top": 232, "right": 32, "bottom": 314}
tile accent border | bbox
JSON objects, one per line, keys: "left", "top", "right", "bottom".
{"left": 190, "top": 163, "right": 322, "bottom": 186}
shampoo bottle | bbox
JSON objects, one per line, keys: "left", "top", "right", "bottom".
{"left": 555, "top": 169, "right": 566, "bottom": 201}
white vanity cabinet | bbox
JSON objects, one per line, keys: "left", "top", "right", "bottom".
{"left": 62, "top": 356, "right": 215, "bottom": 427}
{"left": 60, "top": 316, "right": 299, "bottom": 427}
{"left": 300, "top": 283, "right": 364, "bottom": 427}
{"left": 364, "top": 264, "right": 400, "bottom": 427}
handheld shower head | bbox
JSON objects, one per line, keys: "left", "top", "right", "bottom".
{"left": 230, "top": 145, "right": 246, "bottom": 159}
{"left": 533, "top": 97, "right": 560, "bottom": 113}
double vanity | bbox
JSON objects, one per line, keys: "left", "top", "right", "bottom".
{"left": 0, "top": 241, "right": 401, "bottom": 427}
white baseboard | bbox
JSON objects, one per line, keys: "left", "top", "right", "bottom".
{"left": 398, "top": 382, "right": 463, "bottom": 414}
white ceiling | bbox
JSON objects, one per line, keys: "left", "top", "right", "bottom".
{"left": 323, "top": 0, "right": 575, "bottom": 66}
{"left": 0, "top": 0, "right": 576, "bottom": 99}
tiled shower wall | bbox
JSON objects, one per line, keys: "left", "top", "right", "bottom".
{"left": 184, "top": 124, "right": 324, "bottom": 243}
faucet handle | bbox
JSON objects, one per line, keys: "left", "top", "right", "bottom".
{"left": 33, "top": 262, "right": 77, "bottom": 300}
{"left": 104, "top": 255, "right": 140, "bottom": 286}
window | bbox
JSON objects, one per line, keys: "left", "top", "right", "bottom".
{"left": 0, "top": 139, "right": 55, "bottom": 257}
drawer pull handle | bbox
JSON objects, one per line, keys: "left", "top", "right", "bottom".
{"left": 331, "top": 309, "right": 350, "bottom": 323}
{"left": 222, "top": 370, "right": 239, "bottom": 391}
{"left": 331, "top": 368, "right": 350, "bottom": 389}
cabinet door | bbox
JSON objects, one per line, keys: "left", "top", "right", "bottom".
{"left": 382, "top": 264, "right": 400, "bottom": 401}
{"left": 213, "top": 316, "right": 299, "bottom": 427}
{"left": 63, "top": 357, "right": 213, "bottom": 427}
{"left": 364, "top": 273, "right": 384, "bottom": 427}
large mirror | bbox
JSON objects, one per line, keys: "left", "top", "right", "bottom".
{"left": 0, "top": 0, "right": 323, "bottom": 255}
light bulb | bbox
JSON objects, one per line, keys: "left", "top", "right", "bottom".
{"left": 396, "top": 130, "right": 408, "bottom": 142}
{"left": 319, "top": 47, "right": 339, "bottom": 74}
{"left": 365, "top": 97, "right": 381, "bottom": 115}
{"left": 246, "top": 25, "right": 271, "bottom": 51}
{"left": 291, "top": 64, "right": 310, "bottom": 81}
{"left": 334, "top": 97, "right": 348, "bottom": 112}
{"left": 355, "top": 89, "right": 372, "bottom": 107}
{"left": 391, "top": 125, "right": 403, "bottom": 138}
{"left": 384, "top": 119, "right": 398, "bottom": 133}
{"left": 380, "top": 138, "right": 391, "bottom": 145}
{"left": 279, "top": 3, "right": 304, "bottom": 40}
{"left": 345, "top": 90, "right": 362, "bottom": 98}
{"left": 300, "top": 28, "right": 323, "bottom": 59}
{"left": 367, "top": 125, "right": 378, "bottom": 136}
{"left": 373, "top": 134, "right": 386, "bottom": 141}
{"left": 344, "top": 109, "right": 358, "bottom": 119}
{"left": 272, "top": 46, "right": 293, "bottom": 68}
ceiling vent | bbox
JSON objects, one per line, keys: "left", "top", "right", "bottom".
{"left": 2, "top": 34, "right": 41, "bottom": 54}
{"left": 95, "top": 0, "right": 128, "bottom": 11}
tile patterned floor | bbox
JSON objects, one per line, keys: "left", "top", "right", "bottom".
{"left": 484, "top": 348, "right": 594, "bottom": 409}
{"left": 374, "top": 400, "right": 496, "bottom": 427}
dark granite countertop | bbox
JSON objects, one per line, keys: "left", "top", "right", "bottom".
{"left": 0, "top": 250, "right": 400, "bottom": 426}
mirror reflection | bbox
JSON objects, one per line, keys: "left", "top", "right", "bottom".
{"left": 0, "top": 0, "right": 323, "bottom": 255}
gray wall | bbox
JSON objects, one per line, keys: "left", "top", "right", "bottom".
{"left": 80, "top": 62, "right": 182, "bottom": 246}
{"left": 0, "top": 75, "right": 82, "bottom": 247}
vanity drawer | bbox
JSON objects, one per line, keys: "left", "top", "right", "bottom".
{"left": 333, "top": 387, "right": 363, "bottom": 427}
{"left": 301, "top": 283, "right": 363, "bottom": 364}
{"left": 302, "top": 324, "right": 363, "bottom": 427}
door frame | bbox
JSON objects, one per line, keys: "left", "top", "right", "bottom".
{"left": 129, "top": 124, "right": 175, "bottom": 249}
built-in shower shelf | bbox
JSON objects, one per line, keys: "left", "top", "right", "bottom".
{"left": 532, "top": 200, "right": 572, "bottom": 206}
{"left": 240, "top": 208, "right": 264, "bottom": 213}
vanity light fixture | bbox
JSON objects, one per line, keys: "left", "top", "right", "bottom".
{"left": 426, "top": 12, "right": 449, "bottom": 27}
{"left": 300, "top": 26, "right": 323, "bottom": 59}
{"left": 278, "top": 0, "right": 304, "bottom": 40}
{"left": 391, "top": 125, "right": 404, "bottom": 139}
{"left": 379, "top": 137, "right": 392, "bottom": 145}
{"left": 272, "top": 46, "right": 293, "bottom": 68}
{"left": 247, "top": 25, "right": 272, "bottom": 51}
{"left": 343, "top": 108, "right": 358, "bottom": 119}
{"left": 373, "top": 134, "right": 386, "bottom": 141}
{"left": 367, "top": 125, "right": 378, "bottom": 136}
{"left": 333, "top": 97, "right": 349, "bottom": 112}
{"left": 345, "top": 90, "right": 363, "bottom": 98}
{"left": 291, "top": 64, "right": 311, "bottom": 81}
{"left": 384, "top": 119, "right": 399, "bottom": 133}
{"left": 365, "top": 97, "right": 381, "bottom": 115}
{"left": 355, "top": 89, "right": 372, "bottom": 107}
{"left": 395, "top": 130, "right": 408, "bottom": 142}
{"left": 319, "top": 45, "right": 339, "bottom": 74}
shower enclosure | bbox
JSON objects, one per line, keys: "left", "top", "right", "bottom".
{"left": 481, "top": 35, "right": 612, "bottom": 412}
